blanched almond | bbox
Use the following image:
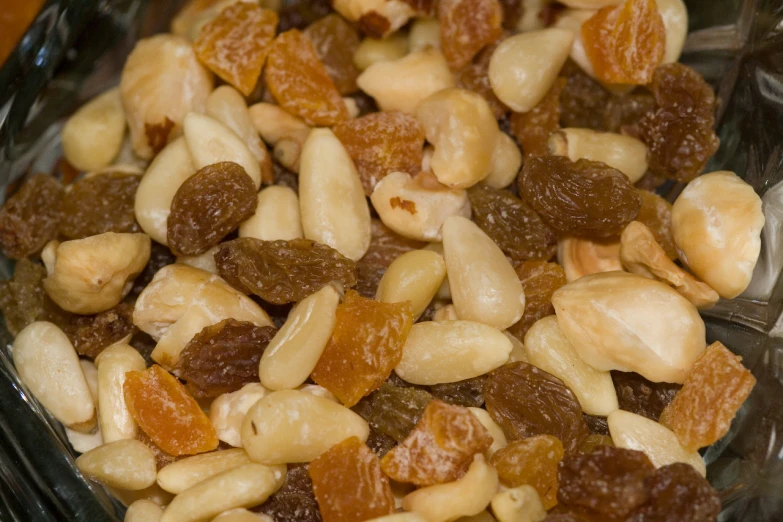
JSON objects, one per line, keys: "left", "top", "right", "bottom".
{"left": 76, "top": 439, "right": 157, "bottom": 490}
{"left": 157, "top": 449, "right": 252, "bottom": 494}
{"left": 177, "top": 246, "right": 220, "bottom": 275}
{"left": 239, "top": 186, "right": 303, "bottom": 241}
{"left": 482, "top": 132, "right": 522, "bottom": 190}
{"left": 354, "top": 34, "right": 409, "bottom": 71}
{"left": 62, "top": 87, "right": 126, "bottom": 171}
{"left": 469, "top": 407, "right": 508, "bottom": 459}
{"left": 409, "top": 18, "right": 440, "bottom": 52}
{"left": 658, "top": 0, "right": 688, "bottom": 64}
{"left": 490, "top": 485, "right": 547, "bottom": 522}
{"left": 125, "top": 499, "right": 164, "bottom": 522}
{"left": 552, "top": 9, "right": 597, "bottom": 78}
{"left": 96, "top": 343, "right": 146, "bottom": 443}
{"left": 377, "top": 249, "right": 447, "bottom": 319}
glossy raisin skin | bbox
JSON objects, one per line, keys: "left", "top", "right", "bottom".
{"left": 304, "top": 14, "right": 361, "bottom": 95}
{"left": 352, "top": 382, "right": 433, "bottom": 443}
{"left": 509, "top": 261, "right": 566, "bottom": 340}
{"left": 612, "top": 371, "right": 681, "bottom": 422}
{"left": 256, "top": 463, "right": 322, "bottom": 522}
{"left": 485, "top": 362, "right": 590, "bottom": 454}
{"left": 176, "top": 319, "right": 276, "bottom": 399}
{"left": 429, "top": 376, "right": 486, "bottom": 408}
{"left": 0, "top": 174, "right": 63, "bottom": 259}
{"left": 627, "top": 463, "right": 721, "bottom": 522}
{"left": 510, "top": 77, "right": 565, "bottom": 157}
{"left": 519, "top": 156, "right": 641, "bottom": 238}
{"left": 215, "top": 238, "right": 358, "bottom": 304}
{"left": 167, "top": 162, "right": 257, "bottom": 256}
{"left": 69, "top": 302, "right": 138, "bottom": 359}
{"left": 59, "top": 172, "right": 141, "bottom": 239}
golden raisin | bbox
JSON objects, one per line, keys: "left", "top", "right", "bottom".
{"left": 193, "top": 2, "right": 278, "bottom": 95}
{"left": 0, "top": 174, "right": 63, "bottom": 259}
{"left": 311, "top": 290, "right": 414, "bottom": 407}
{"left": 509, "top": 261, "right": 566, "bottom": 341}
{"left": 304, "top": 14, "right": 361, "bottom": 95}
{"left": 491, "top": 435, "right": 565, "bottom": 509}
{"left": 636, "top": 190, "right": 677, "bottom": 260}
{"left": 457, "top": 39, "right": 509, "bottom": 119}
{"left": 124, "top": 365, "right": 219, "bottom": 456}
{"left": 59, "top": 172, "right": 141, "bottom": 240}
{"left": 510, "top": 77, "right": 565, "bottom": 157}
{"left": 438, "top": 0, "right": 503, "bottom": 71}
{"left": 577, "top": 434, "right": 614, "bottom": 455}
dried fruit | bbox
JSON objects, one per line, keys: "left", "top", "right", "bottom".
{"left": 559, "top": 67, "right": 611, "bottom": 131}
{"left": 381, "top": 400, "right": 493, "bottom": 485}
{"left": 59, "top": 173, "right": 141, "bottom": 239}
{"left": 604, "top": 92, "right": 656, "bottom": 133}
{"left": 659, "top": 341, "right": 756, "bottom": 452}
{"left": 509, "top": 77, "right": 565, "bottom": 157}
{"left": 491, "top": 435, "right": 564, "bottom": 509}
{"left": 578, "top": 434, "right": 614, "bottom": 454}
{"left": 429, "top": 376, "right": 486, "bottom": 408}
{"left": 167, "top": 162, "right": 257, "bottom": 256}
{"left": 256, "top": 463, "right": 322, "bottom": 522}
{"left": 0, "top": 259, "right": 70, "bottom": 336}
{"left": 438, "top": 0, "right": 503, "bottom": 71}
{"left": 366, "top": 428, "right": 398, "bottom": 458}
{"left": 361, "top": 220, "right": 426, "bottom": 268}
{"left": 636, "top": 190, "right": 676, "bottom": 260}
{"left": 457, "top": 40, "right": 509, "bottom": 119}
{"left": 176, "top": 319, "right": 277, "bottom": 399}
{"left": 265, "top": 29, "right": 349, "bottom": 125}
{"left": 311, "top": 290, "right": 414, "bottom": 406}
{"left": 583, "top": 415, "right": 610, "bottom": 436}
{"left": 519, "top": 156, "right": 642, "bottom": 238}
{"left": 215, "top": 238, "right": 358, "bottom": 305}
{"left": 193, "top": 2, "right": 277, "bottom": 95}
{"left": 69, "top": 302, "right": 137, "bottom": 359}
{"left": 355, "top": 262, "right": 387, "bottom": 299}
{"left": 333, "top": 112, "right": 425, "bottom": 196}
{"left": 485, "top": 362, "right": 590, "bottom": 454}
{"left": 612, "top": 371, "right": 681, "bottom": 422}
{"left": 628, "top": 463, "right": 721, "bottom": 522}
{"left": 352, "top": 382, "right": 433, "bottom": 443}
{"left": 136, "top": 429, "right": 184, "bottom": 471}
{"left": 304, "top": 14, "right": 361, "bottom": 95}
{"left": 558, "top": 446, "right": 655, "bottom": 518}
{"left": 124, "top": 365, "right": 219, "bottom": 456}
{"left": 581, "top": 0, "right": 666, "bottom": 85}
{"left": 508, "top": 261, "right": 567, "bottom": 340}
{"left": 0, "top": 174, "right": 63, "bottom": 259}
{"left": 309, "top": 437, "right": 395, "bottom": 522}
{"left": 468, "top": 185, "right": 558, "bottom": 264}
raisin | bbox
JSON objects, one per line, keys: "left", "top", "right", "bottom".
{"left": 167, "top": 162, "right": 257, "bottom": 256}
{"left": 485, "top": 362, "right": 590, "bottom": 453}
{"left": 311, "top": 291, "right": 414, "bottom": 406}
{"left": 636, "top": 190, "right": 676, "bottom": 260}
{"left": 381, "top": 400, "right": 493, "bottom": 486}
{"left": 309, "top": 437, "right": 395, "bottom": 522}
{"left": 583, "top": 414, "right": 609, "bottom": 436}
{"left": 130, "top": 242, "right": 176, "bottom": 297}
{"left": 69, "top": 302, "right": 138, "bottom": 359}
{"left": 604, "top": 92, "right": 656, "bottom": 133}
{"left": 265, "top": 29, "right": 349, "bottom": 126}
{"left": 545, "top": 506, "right": 606, "bottom": 522}
{"left": 361, "top": 220, "right": 426, "bottom": 268}
{"left": 353, "top": 382, "right": 433, "bottom": 443}
{"left": 560, "top": 65, "right": 611, "bottom": 131}
{"left": 519, "top": 156, "right": 642, "bottom": 238}
{"left": 659, "top": 341, "right": 756, "bottom": 452}
{"left": 277, "top": 0, "right": 332, "bottom": 32}
{"left": 627, "top": 463, "right": 721, "bottom": 522}
{"left": 59, "top": 172, "right": 141, "bottom": 240}
{"left": 510, "top": 77, "right": 566, "bottom": 156}
{"left": 366, "top": 428, "right": 397, "bottom": 458}
{"left": 491, "top": 435, "right": 565, "bottom": 509}
{"left": 215, "top": 238, "right": 358, "bottom": 304}
{"left": 0, "top": 260, "right": 49, "bottom": 336}
{"left": 438, "top": 0, "right": 503, "bottom": 71}
{"left": 354, "top": 262, "right": 386, "bottom": 299}
{"left": 581, "top": 0, "right": 665, "bottom": 85}
{"left": 509, "top": 261, "right": 566, "bottom": 340}
{"left": 256, "top": 463, "right": 322, "bottom": 522}
{"left": 457, "top": 39, "right": 509, "bottom": 119}
{"left": 469, "top": 185, "right": 558, "bottom": 264}
{"left": 333, "top": 113, "right": 425, "bottom": 196}
{"left": 429, "top": 376, "right": 486, "bottom": 408}
{"left": 124, "top": 365, "right": 219, "bottom": 456}
{"left": 649, "top": 63, "right": 716, "bottom": 119}
{"left": 577, "top": 434, "right": 614, "bottom": 454}
{"left": 499, "top": 0, "right": 523, "bottom": 30}
{"left": 175, "top": 319, "right": 277, "bottom": 399}
{"left": 612, "top": 370, "right": 681, "bottom": 422}
{"left": 304, "top": 14, "right": 360, "bottom": 95}
{"left": 558, "top": 446, "right": 655, "bottom": 518}
{"left": 0, "top": 174, "right": 63, "bottom": 259}
{"left": 136, "top": 429, "right": 184, "bottom": 471}
{"left": 145, "top": 118, "right": 175, "bottom": 157}
{"left": 193, "top": 2, "right": 277, "bottom": 95}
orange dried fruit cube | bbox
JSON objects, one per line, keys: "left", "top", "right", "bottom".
{"left": 438, "top": 0, "right": 504, "bottom": 71}
{"left": 304, "top": 14, "right": 361, "bottom": 95}
{"left": 581, "top": 0, "right": 665, "bottom": 85}
{"left": 490, "top": 434, "right": 565, "bottom": 509}
{"left": 265, "top": 29, "right": 350, "bottom": 126}
{"left": 509, "top": 77, "right": 565, "bottom": 157}
{"left": 509, "top": 261, "right": 566, "bottom": 341}
{"left": 380, "top": 399, "right": 493, "bottom": 486}
{"left": 123, "top": 364, "right": 218, "bottom": 456}
{"left": 333, "top": 112, "right": 425, "bottom": 196}
{"left": 193, "top": 3, "right": 278, "bottom": 96}
{"left": 311, "top": 290, "right": 413, "bottom": 406}
{"left": 659, "top": 341, "right": 756, "bottom": 452}
{"left": 309, "top": 436, "right": 395, "bottom": 522}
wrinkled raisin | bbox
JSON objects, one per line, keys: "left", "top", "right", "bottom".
{"left": 215, "top": 238, "right": 358, "bottom": 304}
{"left": 256, "top": 463, "right": 322, "bottom": 522}
{"left": 577, "top": 434, "right": 614, "bottom": 454}
{"left": 438, "top": 0, "right": 503, "bottom": 71}
{"left": 304, "top": 14, "right": 360, "bottom": 95}
{"left": 366, "top": 428, "right": 397, "bottom": 458}
{"left": 636, "top": 190, "right": 677, "bottom": 260}
{"left": 627, "top": 463, "right": 721, "bottom": 522}
{"left": 429, "top": 376, "right": 486, "bottom": 408}
{"left": 361, "top": 220, "right": 426, "bottom": 268}
{"left": 69, "top": 302, "right": 138, "bottom": 359}
{"left": 583, "top": 414, "right": 609, "bottom": 436}
{"left": 649, "top": 63, "right": 716, "bottom": 119}
{"left": 491, "top": 435, "right": 565, "bottom": 509}
{"left": 0, "top": 260, "right": 50, "bottom": 335}
{"left": 499, "top": 0, "right": 523, "bottom": 29}
{"left": 510, "top": 77, "right": 565, "bottom": 157}
{"left": 354, "top": 262, "right": 386, "bottom": 299}
{"left": 604, "top": 92, "right": 656, "bottom": 133}
{"left": 352, "top": 382, "right": 433, "bottom": 443}
{"left": 560, "top": 66, "right": 611, "bottom": 131}
{"left": 167, "top": 162, "right": 257, "bottom": 256}
{"left": 612, "top": 370, "right": 681, "bottom": 422}
{"left": 0, "top": 174, "right": 63, "bottom": 259}
{"left": 457, "top": 39, "right": 509, "bottom": 119}
{"left": 509, "top": 261, "right": 566, "bottom": 340}
{"left": 59, "top": 172, "right": 141, "bottom": 239}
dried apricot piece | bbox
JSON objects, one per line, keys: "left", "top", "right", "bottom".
{"left": 333, "top": 112, "right": 425, "bottom": 196}
{"left": 509, "top": 261, "right": 567, "bottom": 341}
{"left": 457, "top": 39, "right": 509, "bottom": 119}
{"left": 438, "top": 0, "right": 503, "bottom": 71}
{"left": 124, "top": 365, "right": 219, "bottom": 456}
{"left": 581, "top": 0, "right": 665, "bottom": 85}
{"left": 311, "top": 290, "right": 414, "bottom": 406}
{"left": 636, "top": 190, "right": 677, "bottom": 260}
{"left": 659, "top": 341, "right": 756, "bottom": 452}
{"left": 193, "top": 2, "right": 278, "bottom": 95}
{"left": 0, "top": 174, "right": 63, "bottom": 259}
{"left": 59, "top": 172, "right": 141, "bottom": 239}
{"left": 265, "top": 29, "right": 349, "bottom": 126}
{"left": 304, "top": 14, "right": 361, "bottom": 95}
{"left": 309, "top": 437, "right": 395, "bottom": 522}
{"left": 380, "top": 399, "right": 493, "bottom": 486}
{"left": 510, "top": 77, "right": 565, "bottom": 157}
{"left": 491, "top": 435, "right": 565, "bottom": 509}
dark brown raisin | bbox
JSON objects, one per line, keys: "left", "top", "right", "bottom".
{"left": 560, "top": 65, "right": 612, "bottom": 131}
{"left": 583, "top": 414, "right": 609, "bottom": 436}
{"left": 510, "top": 77, "right": 565, "bottom": 157}
{"left": 612, "top": 371, "right": 681, "bottom": 422}
{"left": 456, "top": 39, "right": 509, "bottom": 119}
{"left": 0, "top": 174, "right": 63, "bottom": 259}
{"left": 366, "top": 428, "right": 397, "bottom": 458}
{"left": 255, "top": 463, "right": 322, "bottom": 522}
{"left": 352, "top": 382, "right": 433, "bottom": 443}
{"left": 604, "top": 92, "right": 656, "bottom": 133}
{"left": 354, "top": 262, "right": 386, "bottom": 299}
{"left": 429, "top": 376, "right": 486, "bottom": 408}
{"left": 361, "top": 220, "right": 425, "bottom": 268}
{"left": 627, "top": 463, "right": 721, "bottom": 522}
{"left": 508, "top": 261, "right": 566, "bottom": 340}
{"left": 304, "top": 14, "right": 361, "bottom": 95}
{"left": 69, "top": 302, "right": 138, "bottom": 359}
{"left": 59, "top": 172, "right": 141, "bottom": 239}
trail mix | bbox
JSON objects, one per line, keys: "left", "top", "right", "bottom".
{"left": 0, "top": 0, "right": 766, "bottom": 521}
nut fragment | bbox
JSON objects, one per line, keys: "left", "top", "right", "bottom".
{"left": 658, "top": 0, "right": 688, "bottom": 63}
{"left": 376, "top": 249, "right": 447, "bottom": 319}
{"left": 177, "top": 246, "right": 220, "bottom": 275}
{"left": 210, "top": 383, "right": 269, "bottom": 448}
{"left": 354, "top": 34, "right": 409, "bottom": 70}
{"left": 96, "top": 343, "right": 146, "bottom": 443}
{"left": 490, "top": 485, "right": 547, "bottom": 522}
{"left": 239, "top": 186, "right": 303, "bottom": 242}
{"left": 67, "top": 426, "right": 104, "bottom": 454}
{"left": 213, "top": 509, "right": 274, "bottom": 522}
{"left": 332, "top": 0, "right": 415, "bottom": 37}
{"left": 157, "top": 448, "right": 252, "bottom": 494}
{"left": 552, "top": 9, "right": 597, "bottom": 79}
{"left": 76, "top": 439, "right": 157, "bottom": 490}
{"left": 409, "top": 18, "right": 440, "bottom": 52}
{"left": 482, "top": 132, "right": 523, "bottom": 190}
{"left": 62, "top": 87, "right": 126, "bottom": 171}
{"left": 557, "top": 236, "right": 623, "bottom": 282}
{"left": 125, "top": 499, "right": 164, "bottom": 522}
{"left": 44, "top": 232, "right": 151, "bottom": 314}
{"left": 504, "top": 331, "right": 528, "bottom": 364}
{"left": 469, "top": 407, "right": 508, "bottom": 459}
{"left": 433, "top": 303, "right": 458, "bottom": 322}
{"left": 248, "top": 103, "right": 311, "bottom": 146}
{"left": 671, "top": 171, "right": 764, "bottom": 299}
{"left": 548, "top": 128, "right": 648, "bottom": 183}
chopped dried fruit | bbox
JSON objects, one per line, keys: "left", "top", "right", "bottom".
{"left": 278, "top": 0, "right": 332, "bottom": 32}
{"left": 175, "top": 319, "right": 277, "bottom": 399}
{"left": 583, "top": 414, "right": 609, "bottom": 436}
{"left": 309, "top": 437, "right": 395, "bottom": 522}
{"left": 438, "top": 0, "right": 503, "bottom": 71}
{"left": 509, "top": 261, "right": 567, "bottom": 340}
{"left": 136, "top": 429, "right": 184, "bottom": 471}
{"left": 628, "top": 463, "right": 721, "bottom": 522}
{"left": 485, "top": 362, "right": 590, "bottom": 454}
{"left": 581, "top": 0, "right": 665, "bottom": 85}
{"left": 193, "top": 2, "right": 278, "bottom": 95}
{"left": 59, "top": 172, "right": 141, "bottom": 239}
{"left": 612, "top": 371, "right": 681, "bottom": 422}
{"left": 0, "top": 174, "right": 63, "bottom": 259}
{"left": 510, "top": 77, "right": 565, "bottom": 157}
{"left": 604, "top": 92, "right": 656, "bottom": 133}
{"left": 304, "top": 14, "right": 361, "bottom": 95}
{"left": 559, "top": 66, "right": 611, "bottom": 131}
{"left": 256, "top": 463, "right": 322, "bottom": 522}
{"left": 366, "top": 428, "right": 397, "bottom": 458}
{"left": 333, "top": 112, "right": 425, "bottom": 196}
{"left": 577, "top": 434, "right": 614, "bottom": 454}
{"left": 659, "top": 341, "right": 756, "bottom": 452}
{"left": 355, "top": 262, "right": 386, "bottom": 299}
{"left": 558, "top": 446, "right": 655, "bottom": 518}
{"left": 215, "top": 238, "right": 358, "bottom": 305}
{"left": 429, "top": 376, "right": 486, "bottom": 408}
{"left": 69, "top": 302, "right": 138, "bottom": 359}
{"left": 0, "top": 260, "right": 54, "bottom": 336}
{"left": 265, "top": 29, "right": 349, "bottom": 126}
{"left": 381, "top": 399, "right": 493, "bottom": 486}
{"left": 124, "top": 365, "right": 219, "bottom": 456}
{"left": 469, "top": 185, "right": 558, "bottom": 264}
{"left": 490, "top": 435, "right": 565, "bottom": 509}
{"left": 648, "top": 63, "right": 716, "bottom": 120}
{"left": 636, "top": 190, "right": 677, "bottom": 260}
{"left": 361, "top": 220, "right": 426, "bottom": 268}
{"left": 457, "top": 39, "right": 509, "bottom": 119}
{"left": 311, "top": 290, "right": 414, "bottom": 406}
{"left": 352, "top": 382, "right": 433, "bottom": 443}
{"left": 519, "top": 156, "right": 642, "bottom": 238}
{"left": 167, "top": 162, "right": 257, "bottom": 256}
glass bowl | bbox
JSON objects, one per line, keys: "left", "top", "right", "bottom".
{"left": 1, "top": 0, "right": 782, "bottom": 521}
